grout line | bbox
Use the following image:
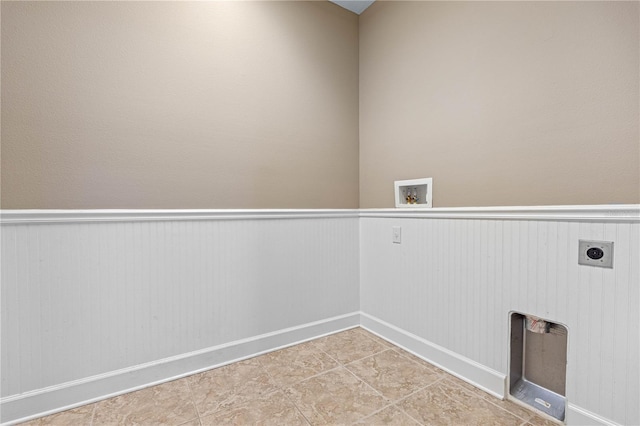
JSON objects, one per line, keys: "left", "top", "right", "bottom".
{"left": 437, "top": 375, "right": 537, "bottom": 425}
{"left": 89, "top": 401, "right": 97, "bottom": 426}
{"left": 181, "top": 373, "right": 204, "bottom": 423}
{"left": 389, "top": 380, "right": 449, "bottom": 426}
{"left": 289, "top": 399, "right": 313, "bottom": 426}
{"left": 316, "top": 328, "right": 395, "bottom": 368}
{"left": 440, "top": 375, "right": 538, "bottom": 423}
{"left": 482, "top": 397, "right": 536, "bottom": 424}
{"left": 341, "top": 365, "right": 390, "bottom": 402}
{"left": 305, "top": 340, "right": 345, "bottom": 370}
{"left": 392, "top": 377, "right": 526, "bottom": 425}
{"left": 285, "top": 364, "right": 345, "bottom": 387}
{"left": 345, "top": 352, "right": 448, "bottom": 407}
{"left": 305, "top": 337, "right": 343, "bottom": 367}
{"left": 342, "top": 347, "right": 394, "bottom": 367}
{"left": 254, "top": 350, "right": 314, "bottom": 426}
{"left": 350, "top": 402, "right": 395, "bottom": 424}
{"left": 282, "top": 389, "right": 314, "bottom": 426}
{"left": 392, "top": 377, "right": 445, "bottom": 405}
{"left": 394, "top": 403, "right": 426, "bottom": 426}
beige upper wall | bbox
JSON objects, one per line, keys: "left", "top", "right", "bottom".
{"left": 359, "top": 1, "right": 640, "bottom": 208}
{"left": 1, "top": 1, "right": 359, "bottom": 209}
{"left": 4, "top": 1, "right": 639, "bottom": 210}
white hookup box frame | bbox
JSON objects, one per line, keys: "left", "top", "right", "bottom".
{"left": 394, "top": 178, "right": 433, "bottom": 208}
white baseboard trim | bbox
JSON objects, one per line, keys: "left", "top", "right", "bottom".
{"left": 0, "top": 312, "right": 360, "bottom": 426}
{"left": 359, "top": 312, "right": 506, "bottom": 399}
{"left": 566, "top": 404, "right": 622, "bottom": 426}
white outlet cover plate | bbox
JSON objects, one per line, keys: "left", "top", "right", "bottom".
{"left": 392, "top": 226, "right": 401, "bottom": 244}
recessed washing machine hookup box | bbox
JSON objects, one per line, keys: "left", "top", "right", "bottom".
{"left": 509, "top": 312, "right": 567, "bottom": 423}
{"left": 394, "top": 178, "right": 433, "bottom": 208}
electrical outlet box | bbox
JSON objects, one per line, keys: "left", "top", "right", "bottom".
{"left": 578, "top": 240, "right": 614, "bottom": 268}
{"left": 394, "top": 178, "right": 433, "bottom": 208}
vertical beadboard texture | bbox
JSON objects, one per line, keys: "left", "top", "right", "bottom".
{"left": 0, "top": 216, "right": 359, "bottom": 398}
{"left": 360, "top": 217, "right": 639, "bottom": 426}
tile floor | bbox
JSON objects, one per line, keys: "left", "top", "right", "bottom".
{"left": 22, "top": 328, "right": 558, "bottom": 425}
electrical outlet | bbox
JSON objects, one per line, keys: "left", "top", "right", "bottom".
{"left": 578, "top": 240, "right": 613, "bottom": 268}
{"left": 392, "top": 226, "right": 402, "bottom": 244}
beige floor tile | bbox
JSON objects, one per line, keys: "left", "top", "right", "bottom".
{"left": 485, "top": 398, "right": 540, "bottom": 423}
{"left": 398, "top": 385, "right": 471, "bottom": 426}
{"left": 439, "top": 374, "right": 492, "bottom": 398}
{"left": 399, "top": 384, "right": 523, "bottom": 426}
{"left": 199, "top": 390, "right": 309, "bottom": 425}
{"left": 312, "top": 328, "right": 390, "bottom": 365}
{"left": 425, "top": 379, "right": 482, "bottom": 406}
{"left": 440, "top": 377, "right": 537, "bottom": 422}
{"left": 456, "top": 397, "right": 524, "bottom": 426}
{"left": 526, "top": 413, "right": 563, "bottom": 426}
{"left": 392, "top": 347, "right": 447, "bottom": 375}
{"left": 259, "top": 341, "right": 339, "bottom": 387}
{"left": 19, "top": 404, "right": 96, "bottom": 425}
{"left": 187, "top": 357, "right": 278, "bottom": 418}
{"left": 92, "top": 380, "right": 197, "bottom": 426}
{"left": 346, "top": 349, "right": 441, "bottom": 401}
{"left": 285, "top": 367, "right": 388, "bottom": 425}
{"left": 18, "top": 329, "right": 558, "bottom": 426}
{"left": 352, "top": 328, "right": 394, "bottom": 348}
{"left": 353, "top": 405, "right": 421, "bottom": 425}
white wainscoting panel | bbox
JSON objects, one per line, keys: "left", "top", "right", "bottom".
{"left": 360, "top": 211, "right": 639, "bottom": 426}
{"left": 2, "top": 206, "right": 638, "bottom": 426}
{"left": 1, "top": 211, "right": 360, "bottom": 424}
